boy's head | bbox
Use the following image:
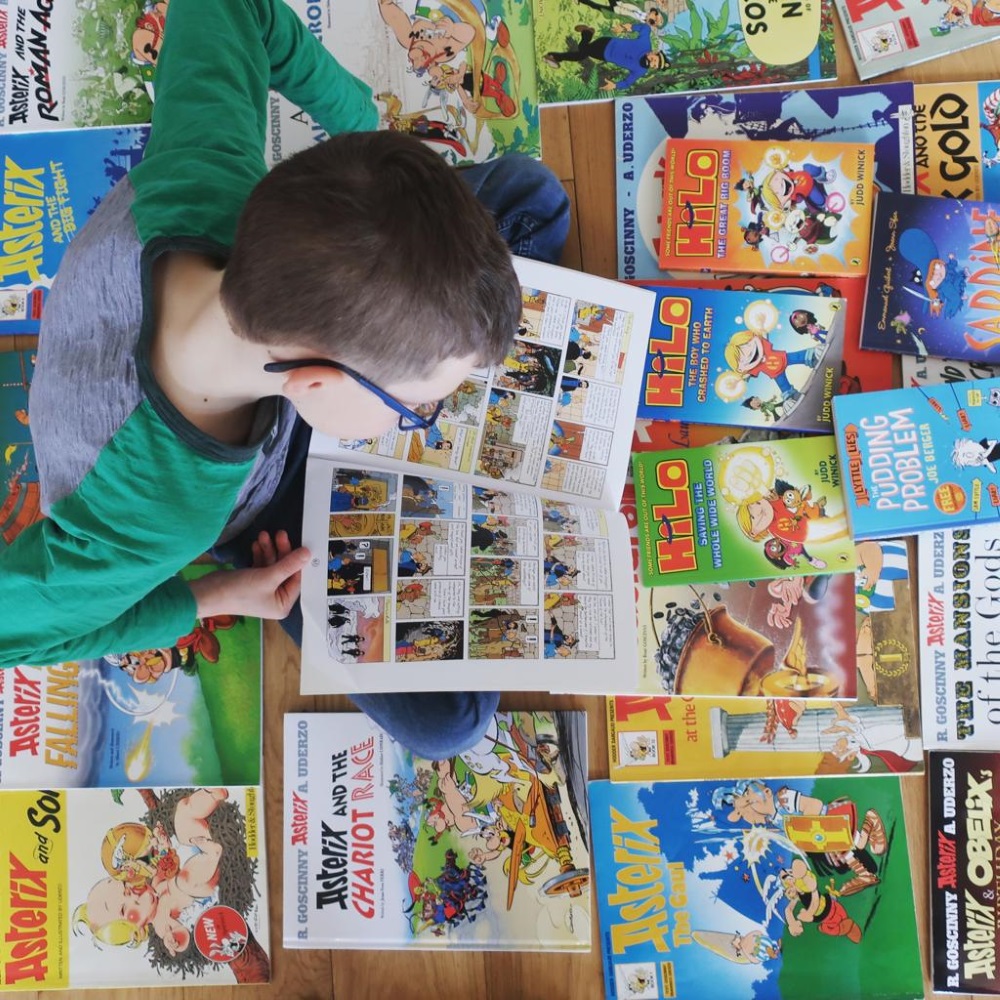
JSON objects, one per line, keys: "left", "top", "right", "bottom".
{"left": 221, "top": 131, "right": 521, "bottom": 438}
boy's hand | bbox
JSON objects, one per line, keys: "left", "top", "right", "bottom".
{"left": 189, "top": 531, "right": 309, "bottom": 620}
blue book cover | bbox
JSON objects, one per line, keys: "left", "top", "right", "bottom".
{"left": 590, "top": 776, "right": 922, "bottom": 999}
{"left": 0, "top": 124, "right": 149, "bottom": 333}
{"left": 616, "top": 84, "right": 914, "bottom": 280}
{"left": 860, "top": 191, "right": 1000, "bottom": 363}
{"left": 637, "top": 287, "right": 846, "bottom": 432}
{"left": 833, "top": 377, "right": 1000, "bottom": 539}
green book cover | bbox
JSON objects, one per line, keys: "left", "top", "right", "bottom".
{"left": 633, "top": 436, "right": 855, "bottom": 587}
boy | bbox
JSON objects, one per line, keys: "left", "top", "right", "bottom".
{"left": 0, "top": 0, "right": 569, "bottom": 758}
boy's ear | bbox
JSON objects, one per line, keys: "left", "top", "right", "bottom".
{"left": 278, "top": 365, "right": 344, "bottom": 400}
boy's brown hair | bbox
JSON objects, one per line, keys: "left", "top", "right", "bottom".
{"left": 220, "top": 131, "right": 521, "bottom": 382}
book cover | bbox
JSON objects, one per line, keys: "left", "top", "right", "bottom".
{"left": 0, "top": 582, "right": 262, "bottom": 788}
{"left": 646, "top": 273, "right": 896, "bottom": 397}
{"left": 833, "top": 378, "right": 1000, "bottom": 539}
{"left": 278, "top": 0, "right": 541, "bottom": 166}
{"left": 283, "top": 710, "right": 591, "bottom": 950}
{"left": 0, "top": 348, "right": 40, "bottom": 547}
{"left": 914, "top": 80, "right": 1000, "bottom": 201}
{"left": 590, "top": 775, "right": 923, "bottom": 999}
{"left": 657, "top": 138, "right": 876, "bottom": 277}
{"left": 902, "top": 353, "right": 1000, "bottom": 387}
{"left": 860, "top": 191, "right": 1000, "bottom": 362}
{"left": 533, "top": 0, "right": 836, "bottom": 106}
{"left": 636, "top": 286, "right": 847, "bottom": 432}
{"left": 633, "top": 436, "right": 856, "bottom": 587}
{"left": 928, "top": 750, "right": 1000, "bottom": 994}
{"left": 0, "top": 785, "right": 270, "bottom": 989}
{"left": 834, "top": 0, "right": 1000, "bottom": 82}
{"left": 0, "top": 125, "right": 150, "bottom": 334}
{"left": 615, "top": 83, "right": 914, "bottom": 279}
{"left": 919, "top": 527, "right": 1000, "bottom": 749}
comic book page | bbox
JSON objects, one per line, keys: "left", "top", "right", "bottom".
{"left": 532, "top": 0, "right": 836, "bottom": 106}
{"left": 274, "top": 0, "right": 540, "bottom": 167}
{"left": 284, "top": 711, "right": 591, "bottom": 950}
{"left": 590, "top": 775, "right": 922, "bottom": 1000}
{"left": 658, "top": 138, "right": 876, "bottom": 278}
{"left": 297, "top": 463, "right": 638, "bottom": 694}
{"left": 311, "top": 257, "right": 656, "bottom": 511}
{"left": 0, "top": 785, "right": 270, "bottom": 990}
{"left": 615, "top": 84, "right": 915, "bottom": 280}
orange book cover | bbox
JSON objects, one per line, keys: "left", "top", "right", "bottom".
{"left": 657, "top": 138, "right": 876, "bottom": 277}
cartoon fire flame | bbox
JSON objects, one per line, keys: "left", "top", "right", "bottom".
{"left": 124, "top": 723, "right": 154, "bottom": 782}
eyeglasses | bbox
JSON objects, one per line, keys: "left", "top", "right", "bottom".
{"left": 263, "top": 358, "right": 444, "bottom": 431}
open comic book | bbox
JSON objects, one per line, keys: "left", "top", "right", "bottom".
{"left": 299, "top": 258, "right": 655, "bottom": 694}
{"left": 0, "top": 785, "right": 270, "bottom": 990}
{"left": 284, "top": 710, "right": 590, "bottom": 950}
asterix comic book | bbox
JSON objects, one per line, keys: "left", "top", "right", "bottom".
{"left": 275, "top": 0, "right": 540, "bottom": 166}
{"left": 615, "top": 84, "right": 914, "bottom": 279}
{"left": 0, "top": 785, "right": 270, "bottom": 989}
{"left": 928, "top": 750, "right": 1000, "bottom": 994}
{"left": 658, "top": 138, "right": 875, "bottom": 277}
{"left": 590, "top": 775, "right": 922, "bottom": 999}
{"left": 633, "top": 436, "right": 856, "bottom": 588}
{"left": 834, "top": 0, "right": 1000, "bottom": 81}
{"left": 532, "top": 0, "right": 836, "bottom": 107}
{"left": 913, "top": 79, "right": 1000, "bottom": 201}
{"left": 919, "top": 527, "right": 1000, "bottom": 749}
{"left": 0, "top": 126, "right": 149, "bottom": 333}
{"left": 0, "top": 564, "right": 263, "bottom": 789}
{"left": 833, "top": 378, "right": 1000, "bottom": 538}
{"left": 636, "top": 287, "right": 847, "bottom": 433}
{"left": 644, "top": 273, "right": 895, "bottom": 397}
{"left": 284, "top": 711, "right": 590, "bottom": 951}
{"left": 0, "top": 349, "right": 40, "bottom": 548}
{"left": 861, "top": 192, "right": 1000, "bottom": 362}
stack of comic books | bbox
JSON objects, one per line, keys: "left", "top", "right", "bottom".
{"left": 283, "top": 710, "right": 592, "bottom": 951}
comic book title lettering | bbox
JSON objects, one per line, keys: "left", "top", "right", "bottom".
{"left": 612, "top": 696, "right": 674, "bottom": 724}
{"left": 607, "top": 806, "right": 690, "bottom": 954}
{"left": 842, "top": 424, "right": 870, "bottom": 508}
{"left": 858, "top": 410, "right": 928, "bottom": 512}
{"left": 965, "top": 208, "right": 1000, "bottom": 350}
{"left": 290, "top": 792, "right": 309, "bottom": 847}
{"left": 4, "top": 791, "right": 61, "bottom": 985}
{"left": 644, "top": 297, "right": 691, "bottom": 410}
{"left": 0, "top": 157, "right": 46, "bottom": 284}
{"left": 349, "top": 738, "right": 376, "bottom": 919}
{"left": 840, "top": 0, "right": 902, "bottom": 23}
{"left": 671, "top": 149, "right": 724, "bottom": 260}
{"left": 6, "top": 664, "right": 81, "bottom": 767}
{"left": 25, "top": 1, "right": 58, "bottom": 123}
{"left": 651, "top": 459, "right": 697, "bottom": 574}
{"left": 918, "top": 93, "right": 977, "bottom": 200}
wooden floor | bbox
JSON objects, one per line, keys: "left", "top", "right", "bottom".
{"left": 33, "top": 29, "right": 1000, "bottom": 1000}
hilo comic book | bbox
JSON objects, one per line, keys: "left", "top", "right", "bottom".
{"left": 834, "top": 0, "right": 1000, "bottom": 82}
{"left": 277, "top": 0, "right": 541, "bottom": 167}
{"left": 615, "top": 83, "right": 915, "bottom": 280}
{"left": 0, "top": 125, "right": 150, "bottom": 334}
{"left": 833, "top": 377, "right": 1000, "bottom": 539}
{"left": 913, "top": 80, "right": 1000, "bottom": 201}
{"left": 928, "top": 750, "right": 1000, "bottom": 995}
{"left": 0, "top": 348, "right": 41, "bottom": 548}
{"left": 532, "top": 0, "right": 836, "bottom": 107}
{"left": 644, "top": 273, "right": 896, "bottom": 397}
{"left": 657, "top": 138, "right": 876, "bottom": 278}
{"left": 590, "top": 775, "right": 923, "bottom": 1000}
{"left": 860, "top": 192, "right": 1000, "bottom": 363}
{"left": 919, "top": 527, "right": 1000, "bottom": 749}
{"left": 633, "top": 435, "right": 856, "bottom": 588}
{"left": 283, "top": 710, "right": 591, "bottom": 950}
{"left": 0, "top": 785, "right": 270, "bottom": 990}
{"left": 635, "top": 286, "right": 847, "bottom": 433}
{"left": 0, "top": 571, "right": 263, "bottom": 788}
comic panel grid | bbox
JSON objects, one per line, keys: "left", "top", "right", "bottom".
{"left": 476, "top": 287, "right": 635, "bottom": 498}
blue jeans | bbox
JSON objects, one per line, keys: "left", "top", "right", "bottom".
{"left": 219, "top": 155, "right": 569, "bottom": 759}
